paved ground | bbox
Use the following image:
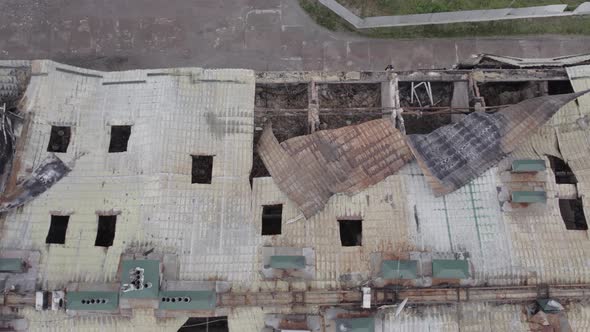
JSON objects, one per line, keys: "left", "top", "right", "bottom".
{"left": 1, "top": 0, "right": 590, "bottom": 71}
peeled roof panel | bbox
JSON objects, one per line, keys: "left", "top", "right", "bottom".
{"left": 258, "top": 119, "right": 414, "bottom": 218}
{"left": 407, "top": 92, "right": 588, "bottom": 196}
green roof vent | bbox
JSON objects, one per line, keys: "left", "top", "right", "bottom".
{"left": 66, "top": 291, "right": 119, "bottom": 311}
{"left": 381, "top": 260, "right": 417, "bottom": 279}
{"left": 511, "top": 191, "right": 547, "bottom": 203}
{"left": 159, "top": 290, "right": 216, "bottom": 310}
{"left": 512, "top": 160, "right": 546, "bottom": 173}
{"left": 119, "top": 260, "right": 160, "bottom": 299}
{"left": 335, "top": 318, "right": 375, "bottom": 332}
{"left": 0, "top": 258, "right": 24, "bottom": 273}
{"left": 432, "top": 260, "right": 470, "bottom": 279}
{"left": 270, "top": 255, "right": 306, "bottom": 269}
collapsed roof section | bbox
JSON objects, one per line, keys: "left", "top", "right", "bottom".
{"left": 258, "top": 119, "right": 413, "bottom": 218}
{"left": 407, "top": 92, "right": 587, "bottom": 196}
{"left": 458, "top": 53, "right": 590, "bottom": 69}
{"left": 260, "top": 92, "right": 588, "bottom": 216}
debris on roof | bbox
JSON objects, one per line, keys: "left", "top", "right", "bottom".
{"left": 258, "top": 118, "right": 413, "bottom": 218}
{"left": 407, "top": 92, "right": 587, "bottom": 196}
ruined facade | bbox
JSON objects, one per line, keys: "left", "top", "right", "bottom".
{"left": 1, "top": 57, "right": 590, "bottom": 331}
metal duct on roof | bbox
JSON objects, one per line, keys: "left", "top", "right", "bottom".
{"left": 406, "top": 91, "right": 589, "bottom": 196}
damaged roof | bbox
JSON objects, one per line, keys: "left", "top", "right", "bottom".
{"left": 459, "top": 53, "right": 590, "bottom": 69}
{"left": 258, "top": 118, "right": 413, "bottom": 218}
{"left": 3, "top": 59, "right": 590, "bottom": 331}
{"left": 260, "top": 92, "right": 587, "bottom": 215}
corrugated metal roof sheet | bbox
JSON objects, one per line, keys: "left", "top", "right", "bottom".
{"left": 258, "top": 119, "right": 413, "bottom": 218}
{"left": 407, "top": 92, "right": 587, "bottom": 196}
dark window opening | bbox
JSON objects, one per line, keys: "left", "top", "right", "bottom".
{"left": 338, "top": 219, "right": 362, "bottom": 246}
{"left": 548, "top": 156, "right": 577, "bottom": 184}
{"left": 559, "top": 198, "right": 588, "bottom": 230}
{"left": 261, "top": 204, "right": 282, "bottom": 235}
{"left": 108, "top": 125, "right": 131, "bottom": 153}
{"left": 46, "top": 215, "right": 69, "bottom": 244}
{"left": 178, "top": 317, "right": 228, "bottom": 332}
{"left": 191, "top": 155, "right": 214, "bottom": 184}
{"left": 95, "top": 215, "right": 117, "bottom": 247}
{"left": 47, "top": 126, "right": 71, "bottom": 153}
{"left": 548, "top": 80, "right": 574, "bottom": 95}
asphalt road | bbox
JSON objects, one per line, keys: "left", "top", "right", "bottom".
{"left": 1, "top": 0, "right": 590, "bottom": 71}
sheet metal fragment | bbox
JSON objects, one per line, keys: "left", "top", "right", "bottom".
{"left": 258, "top": 119, "right": 413, "bottom": 218}
{"left": 406, "top": 91, "right": 589, "bottom": 196}
{"left": 0, "top": 154, "right": 71, "bottom": 212}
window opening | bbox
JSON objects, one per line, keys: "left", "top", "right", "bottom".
{"left": 108, "top": 125, "right": 131, "bottom": 152}
{"left": 338, "top": 219, "right": 362, "bottom": 246}
{"left": 46, "top": 215, "right": 69, "bottom": 244}
{"left": 47, "top": 126, "right": 71, "bottom": 153}
{"left": 261, "top": 204, "right": 282, "bottom": 235}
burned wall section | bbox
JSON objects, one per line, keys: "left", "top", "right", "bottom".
{"left": 478, "top": 82, "right": 544, "bottom": 106}
{"left": 399, "top": 82, "right": 454, "bottom": 134}
{"left": 318, "top": 83, "right": 382, "bottom": 130}
{"left": 0, "top": 66, "right": 31, "bottom": 194}
{"left": 255, "top": 83, "right": 308, "bottom": 109}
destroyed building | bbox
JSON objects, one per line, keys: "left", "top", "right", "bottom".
{"left": 1, "top": 54, "right": 590, "bottom": 331}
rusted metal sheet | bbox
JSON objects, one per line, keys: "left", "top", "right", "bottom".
{"left": 0, "top": 154, "right": 70, "bottom": 211}
{"left": 406, "top": 91, "right": 589, "bottom": 196}
{"left": 258, "top": 119, "right": 413, "bottom": 218}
